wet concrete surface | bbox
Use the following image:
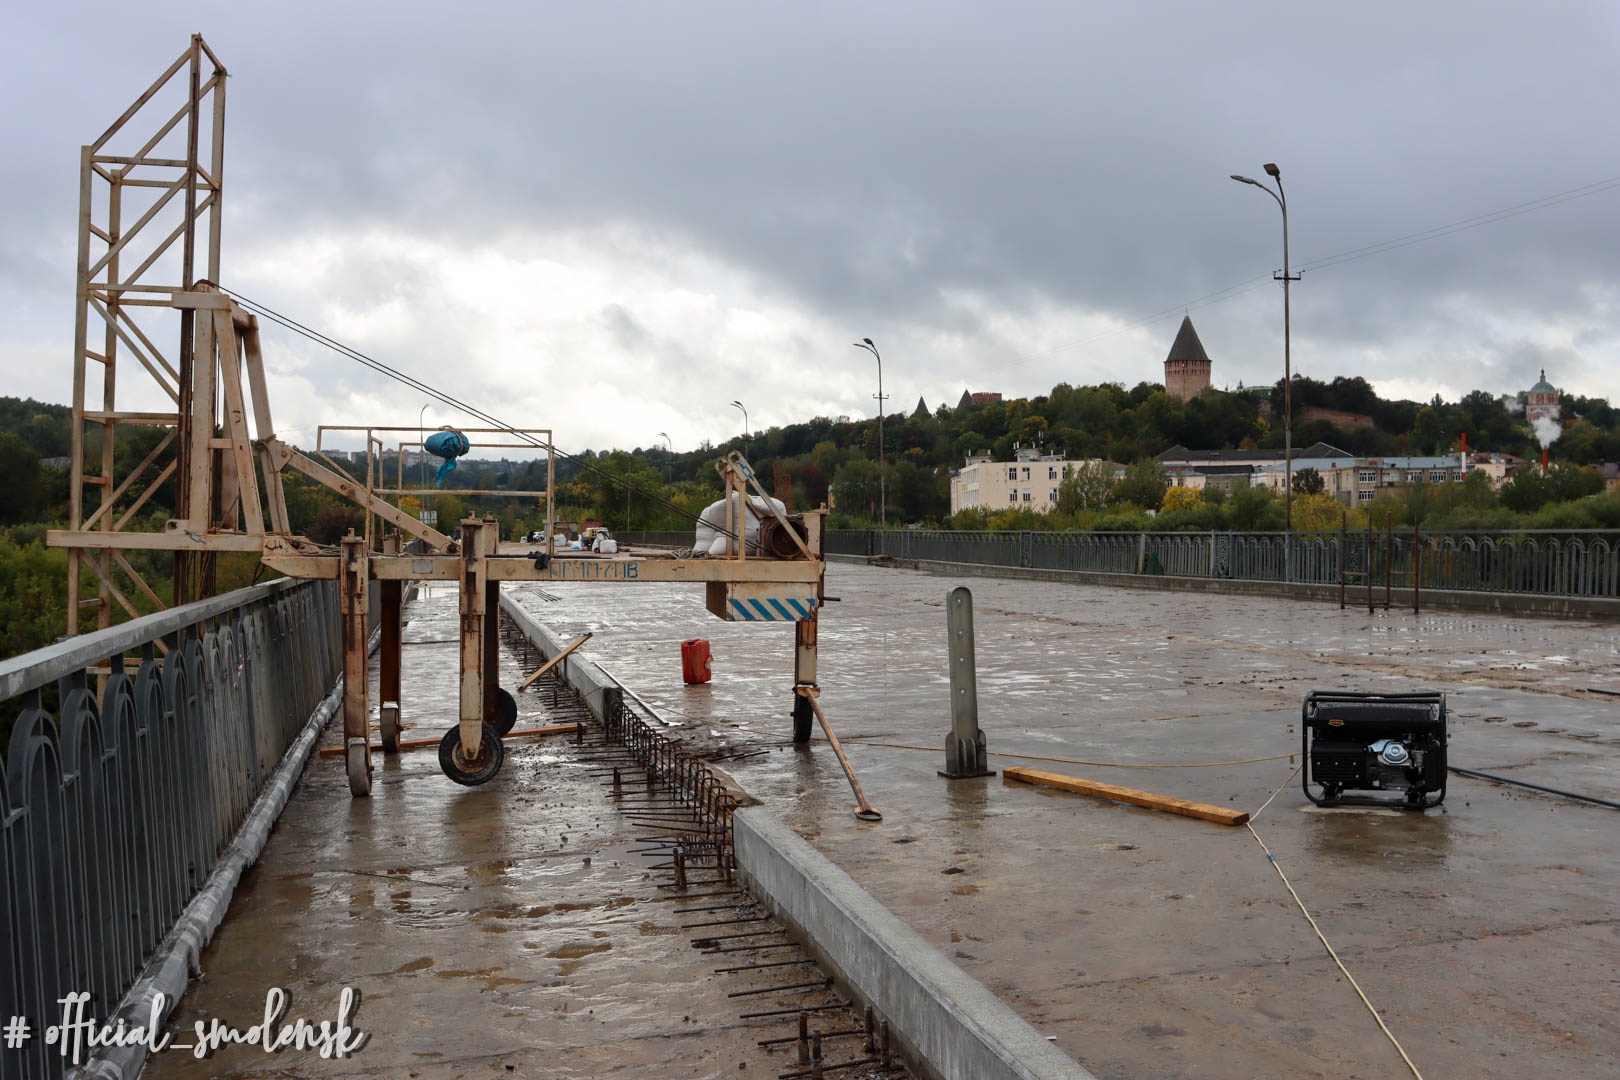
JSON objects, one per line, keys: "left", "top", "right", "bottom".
{"left": 143, "top": 566, "right": 1620, "bottom": 1079}
{"left": 143, "top": 583, "right": 871, "bottom": 1080}
{"left": 498, "top": 565, "right": 1620, "bottom": 1080}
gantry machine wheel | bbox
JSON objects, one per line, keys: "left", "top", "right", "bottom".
{"left": 346, "top": 739, "right": 371, "bottom": 797}
{"left": 439, "top": 723, "right": 505, "bottom": 786}
{"left": 492, "top": 687, "right": 518, "bottom": 736}
{"left": 380, "top": 703, "right": 402, "bottom": 753}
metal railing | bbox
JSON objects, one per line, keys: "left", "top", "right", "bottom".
{"left": 1, "top": 579, "right": 343, "bottom": 1080}
{"left": 828, "top": 528, "right": 1620, "bottom": 599}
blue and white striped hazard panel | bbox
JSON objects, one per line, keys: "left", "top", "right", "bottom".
{"left": 727, "top": 596, "right": 818, "bottom": 622}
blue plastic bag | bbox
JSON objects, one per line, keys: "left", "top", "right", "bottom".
{"left": 424, "top": 430, "right": 470, "bottom": 485}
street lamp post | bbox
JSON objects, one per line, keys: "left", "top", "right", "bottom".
{"left": 1231, "top": 163, "right": 1299, "bottom": 533}
{"left": 731, "top": 401, "right": 749, "bottom": 458}
{"left": 852, "top": 338, "right": 887, "bottom": 529}
{"left": 418, "top": 402, "right": 431, "bottom": 525}
{"left": 659, "top": 431, "right": 671, "bottom": 484}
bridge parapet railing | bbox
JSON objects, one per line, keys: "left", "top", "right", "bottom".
{"left": 827, "top": 528, "right": 1620, "bottom": 599}
{"left": 0, "top": 578, "right": 342, "bottom": 1080}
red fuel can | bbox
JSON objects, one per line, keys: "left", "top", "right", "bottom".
{"left": 681, "top": 639, "right": 712, "bottom": 684}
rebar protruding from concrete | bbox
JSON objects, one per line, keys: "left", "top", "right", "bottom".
{"left": 611, "top": 767, "right": 622, "bottom": 798}
{"left": 941, "top": 586, "right": 995, "bottom": 778}
{"left": 798, "top": 1012, "right": 810, "bottom": 1066}
{"left": 879, "top": 1020, "right": 891, "bottom": 1067}
{"left": 673, "top": 848, "right": 688, "bottom": 889}
{"left": 811, "top": 1034, "right": 823, "bottom": 1077}
{"left": 863, "top": 1005, "right": 875, "bottom": 1053}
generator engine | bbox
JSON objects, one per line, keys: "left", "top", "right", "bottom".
{"left": 1301, "top": 691, "right": 1447, "bottom": 810}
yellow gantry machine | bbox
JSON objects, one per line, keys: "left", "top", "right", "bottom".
{"left": 50, "top": 36, "right": 827, "bottom": 795}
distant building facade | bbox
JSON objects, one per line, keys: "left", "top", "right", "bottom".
{"left": 950, "top": 444, "right": 1102, "bottom": 514}
{"left": 1254, "top": 452, "right": 1524, "bottom": 503}
{"left": 1163, "top": 316, "right": 1212, "bottom": 403}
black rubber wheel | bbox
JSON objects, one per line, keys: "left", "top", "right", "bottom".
{"left": 792, "top": 694, "right": 814, "bottom": 744}
{"left": 439, "top": 723, "right": 505, "bottom": 786}
{"left": 491, "top": 687, "right": 518, "bottom": 736}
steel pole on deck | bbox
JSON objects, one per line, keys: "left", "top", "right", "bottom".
{"left": 340, "top": 532, "right": 371, "bottom": 796}
{"left": 1338, "top": 508, "right": 1347, "bottom": 610}
{"left": 791, "top": 508, "right": 825, "bottom": 744}
{"left": 1414, "top": 520, "right": 1422, "bottom": 615}
{"left": 459, "top": 517, "right": 490, "bottom": 757}
{"left": 1366, "top": 513, "right": 1375, "bottom": 616}
{"left": 379, "top": 532, "right": 403, "bottom": 753}
{"left": 940, "top": 586, "right": 994, "bottom": 779}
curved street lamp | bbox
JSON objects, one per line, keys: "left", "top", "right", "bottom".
{"left": 417, "top": 402, "right": 431, "bottom": 521}
{"left": 659, "top": 431, "right": 671, "bottom": 483}
{"left": 730, "top": 401, "right": 749, "bottom": 458}
{"left": 852, "top": 338, "right": 886, "bottom": 528}
{"left": 1231, "top": 163, "right": 1298, "bottom": 532}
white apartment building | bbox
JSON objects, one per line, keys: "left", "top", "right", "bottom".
{"left": 950, "top": 445, "right": 1097, "bottom": 514}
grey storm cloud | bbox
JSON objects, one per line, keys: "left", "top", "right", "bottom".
{"left": 5, "top": 0, "right": 1620, "bottom": 448}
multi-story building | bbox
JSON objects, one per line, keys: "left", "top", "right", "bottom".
{"left": 950, "top": 444, "right": 1101, "bottom": 514}
{"left": 1159, "top": 441, "right": 1351, "bottom": 494}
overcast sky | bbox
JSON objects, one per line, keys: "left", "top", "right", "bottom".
{"left": 4, "top": 2, "right": 1618, "bottom": 455}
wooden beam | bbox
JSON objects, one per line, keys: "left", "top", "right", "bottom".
{"left": 276, "top": 443, "right": 454, "bottom": 549}
{"left": 517, "top": 633, "right": 592, "bottom": 690}
{"left": 1003, "top": 767, "right": 1250, "bottom": 827}
{"left": 213, "top": 308, "right": 264, "bottom": 535}
{"left": 47, "top": 528, "right": 264, "bottom": 552}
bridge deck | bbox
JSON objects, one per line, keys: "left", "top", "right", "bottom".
{"left": 150, "top": 565, "right": 1620, "bottom": 1078}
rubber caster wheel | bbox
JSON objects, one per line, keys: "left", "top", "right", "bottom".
{"left": 491, "top": 687, "right": 517, "bottom": 736}
{"left": 439, "top": 723, "right": 504, "bottom": 786}
{"left": 346, "top": 739, "right": 371, "bottom": 797}
{"left": 792, "top": 694, "right": 814, "bottom": 744}
{"left": 380, "top": 703, "right": 401, "bottom": 753}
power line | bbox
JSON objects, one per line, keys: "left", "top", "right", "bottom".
{"left": 216, "top": 286, "right": 725, "bottom": 534}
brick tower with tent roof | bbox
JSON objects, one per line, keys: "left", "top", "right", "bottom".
{"left": 1163, "top": 315, "right": 1212, "bottom": 403}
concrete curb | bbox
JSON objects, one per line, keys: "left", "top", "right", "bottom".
{"left": 829, "top": 552, "right": 1620, "bottom": 621}
{"left": 499, "top": 591, "right": 617, "bottom": 720}
{"left": 501, "top": 589, "right": 1093, "bottom": 1080}
{"left": 735, "top": 809, "right": 1095, "bottom": 1080}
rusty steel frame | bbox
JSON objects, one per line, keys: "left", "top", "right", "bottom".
{"left": 65, "top": 34, "right": 227, "bottom": 632}
{"left": 52, "top": 38, "right": 828, "bottom": 799}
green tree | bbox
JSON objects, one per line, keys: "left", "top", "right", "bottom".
{"left": 1112, "top": 459, "right": 1169, "bottom": 510}
{"left": 1291, "top": 467, "right": 1324, "bottom": 495}
{"left": 1227, "top": 484, "right": 1285, "bottom": 530}
{"left": 1055, "top": 461, "right": 1114, "bottom": 513}
{"left": 0, "top": 434, "right": 46, "bottom": 524}
{"left": 0, "top": 530, "right": 70, "bottom": 660}
{"left": 830, "top": 458, "right": 881, "bottom": 523}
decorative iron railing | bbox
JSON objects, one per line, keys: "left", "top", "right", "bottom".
{"left": 828, "top": 529, "right": 1620, "bottom": 599}
{"left": 0, "top": 579, "right": 342, "bottom": 1080}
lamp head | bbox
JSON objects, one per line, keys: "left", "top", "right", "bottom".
{"left": 1231, "top": 174, "right": 1259, "bottom": 186}
{"left": 1263, "top": 162, "right": 1280, "bottom": 178}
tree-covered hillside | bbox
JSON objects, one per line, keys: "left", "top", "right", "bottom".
{"left": 3, "top": 368, "right": 1618, "bottom": 660}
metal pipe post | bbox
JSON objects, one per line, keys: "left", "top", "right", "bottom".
{"left": 940, "top": 586, "right": 994, "bottom": 779}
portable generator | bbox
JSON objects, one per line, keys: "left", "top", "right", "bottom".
{"left": 1301, "top": 690, "right": 1447, "bottom": 809}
